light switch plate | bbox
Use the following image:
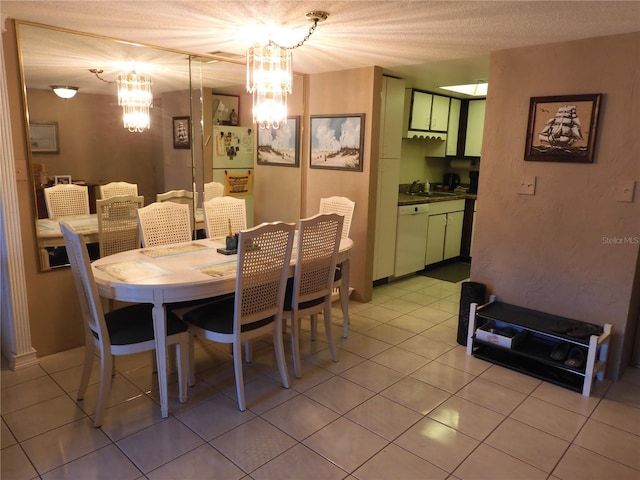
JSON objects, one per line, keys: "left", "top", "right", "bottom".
{"left": 518, "top": 176, "right": 536, "bottom": 195}
{"left": 615, "top": 181, "right": 635, "bottom": 203}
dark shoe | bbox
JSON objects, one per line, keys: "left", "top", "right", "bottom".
{"left": 550, "top": 320, "right": 579, "bottom": 333}
{"left": 550, "top": 342, "right": 570, "bottom": 361}
{"left": 566, "top": 324, "right": 599, "bottom": 339}
{"left": 564, "top": 347, "right": 586, "bottom": 369}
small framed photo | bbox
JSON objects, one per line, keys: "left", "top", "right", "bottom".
{"left": 310, "top": 114, "right": 365, "bottom": 172}
{"left": 257, "top": 116, "right": 300, "bottom": 167}
{"left": 54, "top": 175, "right": 71, "bottom": 185}
{"left": 212, "top": 93, "right": 240, "bottom": 126}
{"left": 524, "top": 94, "right": 602, "bottom": 163}
{"left": 29, "top": 121, "right": 59, "bottom": 153}
{"left": 173, "top": 116, "right": 190, "bottom": 149}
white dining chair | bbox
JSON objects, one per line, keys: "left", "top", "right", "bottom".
{"left": 43, "top": 183, "right": 90, "bottom": 219}
{"left": 319, "top": 196, "right": 355, "bottom": 338}
{"left": 157, "top": 189, "right": 197, "bottom": 233}
{"left": 137, "top": 201, "right": 192, "bottom": 247}
{"left": 283, "top": 213, "right": 343, "bottom": 378}
{"left": 60, "top": 222, "right": 189, "bottom": 427}
{"left": 96, "top": 194, "right": 144, "bottom": 257}
{"left": 203, "top": 181, "right": 225, "bottom": 202}
{"left": 98, "top": 181, "right": 138, "bottom": 199}
{"left": 171, "top": 221, "right": 295, "bottom": 411}
{"left": 202, "top": 196, "right": 247, "bottom": 238}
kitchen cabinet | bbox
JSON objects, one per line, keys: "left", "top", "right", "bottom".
{"left": 446, "top": 98, "right": 461, "bottom": 156}
{"left": 374, "top": 76, "right": 405, "bottom": 281}
{"left": 404, "top": 89, "right": 450, "bottom": 137}
{"left": 460, "top": 198, "right": 476, "bottom": 261}
{"left": 425, "top": 199, "right": 465, "bottom": 265}
{"left": 464, "top": 99, "right": 486, "bottom": 157}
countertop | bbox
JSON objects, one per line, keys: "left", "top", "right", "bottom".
{"left": 398, "top": 192, "right": 477, "bottom": 206}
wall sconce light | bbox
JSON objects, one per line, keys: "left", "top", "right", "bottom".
{"left": 247, "top": 11, "right": 328, "bottom": 129}
{"left": 50, "top": 85, "right": 79, "bottom": 99}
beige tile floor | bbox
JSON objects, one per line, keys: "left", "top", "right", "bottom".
{"left": 2, "top": 274, "right": 639, "bottom": 479}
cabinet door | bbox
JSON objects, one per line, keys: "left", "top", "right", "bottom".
{"left": 430, "top": 95, "right": 450, "bottom": 132}
{"left": 464, "top": 99, "right": 486, "bottom": 157}
{"left": 444, "top": 210, "right": 464, "bottom": 260}
{"left": 409, "top": 91, "right": 432, "bottom": 130}
{"left": 374, "top": 157, "right": 400, "bottom": 280}
{"left": 380, "top": 76, "right": 405, "bottom": 158}
{"left": 446, "top": 98, "right": 461, "bottom": 156}
{"left": 425, "top": 214, "right": 446, "bottom": 265}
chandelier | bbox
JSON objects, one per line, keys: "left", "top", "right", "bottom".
{"left": 116, "top": 71, "right": 153, "bottom": 133}
{"left": 246, "top": 11, "right": 328, "bottom": 129}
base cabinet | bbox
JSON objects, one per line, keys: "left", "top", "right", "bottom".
{"left": 467, "top": 300, "right": 612, "bottom": 396}
{"left": 425, "top": 199, "right": 465, "bottom": 265}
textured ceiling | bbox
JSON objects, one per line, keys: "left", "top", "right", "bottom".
{"left": 3, "top": 1, "right": 639, "bottom": 93}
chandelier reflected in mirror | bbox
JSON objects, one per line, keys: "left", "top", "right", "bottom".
{"left": 117, "top": 71, "right": 153, "bottom": 133}
{"left": 246, "top": 11, "right": 328, "bottom": 129}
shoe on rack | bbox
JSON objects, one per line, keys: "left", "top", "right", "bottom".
{"left": 550, "top": 342, "right": 570, "bottom": 361}
{"left": 564, "top": 347, "right": 586, "bottom": 369}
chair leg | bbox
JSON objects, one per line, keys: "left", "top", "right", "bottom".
{"left": 176, "top": 334, "right": 188, "bottom": 403}
{"left": 290, "top": 315, "right": 303, "bottom": 379}
{"left": 340, "top": 283, "right": 350, "bottom": 338}
{"left": 77, "top": 338, "right": 95, "bottom": 401}
{"left": 188, "top": 331, "right": 196, "bottom": 387}
{"left": 310, "top": 314, "right": 317, "bottom": 341}
{"left": 273, "top": 317, "right": 290, "bottom": 388}
{"left": 324, "top": 303, "right": 338, "bottom": 362}
{"left": 93, "top": 352, "right": 114, "bottom": 428}
{"left": 244, "top": 340, "right": 252, "bottom": 363}
{"left": 233, "top": 339, "right": 246, "bottom": 411}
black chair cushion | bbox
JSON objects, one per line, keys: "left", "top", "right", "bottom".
{"left": 104, "top": 303, "right": 188, "bottom": 345}
{"left": 283, "top": 278, "right": 325, "bottom": 312}
{"left": 176, "top": 296, "right": 274, "bottom": 334}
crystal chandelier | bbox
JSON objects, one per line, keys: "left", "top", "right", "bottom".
{"left": 117, "top": 71, "right": 153, "bottom": 133}
{"left": 246, "top": 11, "right": 328, "bottom": 129}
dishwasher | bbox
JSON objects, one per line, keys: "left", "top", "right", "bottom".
{"left": 394, "top": 203, "right": 429, "bottom": 277}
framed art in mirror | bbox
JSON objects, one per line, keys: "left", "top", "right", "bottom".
{"left": 173, "top": 116, "right": 190, "bottom": 149}
{"left": 30, "top": 122, "right": 59, "bottom": 153}
{"left": 212, "top": 93, "right": 239, "bottom": 126}
{"left": 257, "top": 116, "right": 300, "bottom": 167}
{"left": 524, "top": 93, "right": 602, "bottom": 163}
{"left": 310, "top": 114, "right": 365, "bottom": 172}
{"left": 54, "top": 175, "right": 71, "bottom": 185}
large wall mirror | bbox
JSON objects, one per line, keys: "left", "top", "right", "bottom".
{"left": 16, "top": 21, "right": 252, "bottom": 271}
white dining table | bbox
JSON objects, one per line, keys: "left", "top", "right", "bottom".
{"left": 91, "top": 234, "right": 353, "bottom": 417}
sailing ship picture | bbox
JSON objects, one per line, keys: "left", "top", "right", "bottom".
{"left": 525, "top": 94, "right": 601, "bottom": 163}
{"left": 172, "top": 116, "right": 190, "bottom": 149}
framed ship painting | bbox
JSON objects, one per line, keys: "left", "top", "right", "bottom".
{"left": 524, "top": 94, "right": 602, "bottom": 163}
{"left": 310, "top": 114, "right": 365, "bottom": 172}
{"left": 257, "top": 116, "right": 300, "bottom": 167}
{"left": 173, "top": 116, "right": 190, "bottom": 149}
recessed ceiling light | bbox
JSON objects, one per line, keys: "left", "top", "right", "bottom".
{"left": 440, "top": 83, "right": 488, "bottom": 97}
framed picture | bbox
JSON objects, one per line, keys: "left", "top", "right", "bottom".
{"left": 256, "top": 116, "right": 300, "bottom": 167}
{"left": 54, "top": 175, "right": 71, "bottom": 185}
{"left": 524, "top": 94, "right": 602, "bottom": 163}
{"left": 173, "top": 116, "right": 190, "bottom": 149}
{"left": 310, "top": 114, "right": 365, "bottom": 172}
{"left": 212, "top": 93, "right": 240, "bottom": 126}
{"left": 29, "top": 122, "right": 59, "bottom": 153}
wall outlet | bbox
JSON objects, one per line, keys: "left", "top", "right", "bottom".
{"left": 518, "top": 176, "right": 536, "bottom": 195}
{"left": 615, "top": 181, "right": 635, "bottom": 203}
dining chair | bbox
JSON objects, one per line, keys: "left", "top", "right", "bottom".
{"left": 202, "top": 196, "right": 247, "bottom": 238}
{"left": 283, "top": 213, "right": 343, "bottom": 378}
{"left": 319, "top": 196, "right": 355, "bottom": 338}
{"left": 60, "top": 222, "right": 189, "bottom": 427}
{"left": 98, "top": 181, "right": 138, "bottom": 199}
{"left": 157, "top": 189, "right": 197, "bottom": 233}
{"left": 137, "top": 201, "right": 192, "bottom": 247}
{"left": 43, "top": 183, "right": 90, "bottom": 219}
{"left": 96, "top": 194, "right": 144, "bottom": 257}
{"left": 203, "top": 181, "right": 225, "bottom": 202}
{"left": 170, "top": 221, "right": 295, "bottom": 411}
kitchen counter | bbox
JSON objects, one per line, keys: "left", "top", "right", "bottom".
{"left": 398, "top": 192, "right": 477, "bottom": 206}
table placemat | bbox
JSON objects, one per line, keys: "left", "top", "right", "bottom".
{"left": 141, "top": 242, "right": 210, "bottom": 258}
{"left": 198, "top": 261, "right": 237, "bottom": 277}
{"left": 96, "top": 260, "right": 173, "bottom": 282}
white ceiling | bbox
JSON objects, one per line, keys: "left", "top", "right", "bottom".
{"left": 3, "top": 1, "right": 639, "bottom": 95}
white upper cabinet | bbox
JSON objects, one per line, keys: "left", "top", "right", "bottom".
{"left": 379, "top": 76, "right": 405, "bottom": 158}
{"left": 446, "top": 98, "right": 461, "bottom": 156}
{"left": 464, "top": 99, "right": 486, "bottom": 157}
{"left": 404, "top": 89, "right": 450, "bottom": 137}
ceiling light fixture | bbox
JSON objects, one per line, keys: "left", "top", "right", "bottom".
{"left": 116, "top": 71, "right": 153, "bottom": 133}
{"left": 50, "top": 85, "right": 79, "bottom": 99}
{"left": 440, "top": 82, "right": 488, "bottom": 97}
{"left": 247, "top": 11, "right": 328, "bottom": 129}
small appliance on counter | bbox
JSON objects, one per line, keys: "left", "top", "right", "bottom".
{"left": 443, "top": 172, "right": 461, "bottom": 191}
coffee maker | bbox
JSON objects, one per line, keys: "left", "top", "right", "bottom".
{"left": 443, "top": 173, "right": 461, "bottom": 191}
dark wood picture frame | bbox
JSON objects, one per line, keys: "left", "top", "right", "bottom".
{"left": 310, "top": 114, "right": 365, "bottom": 172}
{"left": 173, "top": 116, "right": 190, "bottom": 149}
{"left": 256, "top": 116, "right": 300, "bottom": 167}
{"left": 524, "top": 93, "right": 602, "bottom": 163}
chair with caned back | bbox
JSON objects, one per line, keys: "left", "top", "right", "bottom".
{"left": 203, "top": 181, "right": 225, "bottom": 202}
{"left": 157, "top": 189, "right": 197, "bottom": 233}
{"left": 137, "top": 201, "right": 192, "bottom": 247}
{"left": 318, "top": 196, "right": 355, "bottom": 338}
{"left": 60, "top": 222, "right": 189, "bottom": 427}
{"left": 43, "top": 184, "right": 90, "bottom": 219}
{"left": 202, "top": 196, "right": 247, "bottom": 238}
{"left": 98, "top": 181, "right": 138, "bottom": 199}
{"left": 97, "top": 195, "right": 144, "bottom": 257}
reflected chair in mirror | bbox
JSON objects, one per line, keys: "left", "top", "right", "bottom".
{"left": 43, "top": 183, "right": 90, "bottom": 219}
{"left": 137, "top": 201, "right": 192, "bottom": 247}
{"left": 203, "top": 181, "right": 225, "bottom": 202}
{"left": 170, "top": 221, "right": 295, "bottom": 411}
{"left": 98, "top": 181, "right": 138, "bottom": 199}
{"left": 96, "top": 195, "right": 144, "bottom": 257}
{"left": 283, "top": 213, "right": 343, "bottom": 378}
{"left": 157, "top": 189, "right": 197, "bottom": 234}
{"left": 60, "top": 222, "right": 189, "bottom": 427}
{"left": 319, "top": 196, "right": 355, "bottom": 338}
{"left": 202, "top": 196, "right": 247, "bottom": 238}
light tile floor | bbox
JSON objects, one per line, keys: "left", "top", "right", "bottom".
{"left": 2, "top": 274, "right": 639, "bottom": 479}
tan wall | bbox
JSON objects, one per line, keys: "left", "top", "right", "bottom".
{"left": 472, "top": 32, "right": 640, "bottom": 379}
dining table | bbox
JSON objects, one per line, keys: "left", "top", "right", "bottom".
{"left": 91, "top": 233, "right": 353, "bottom": 417}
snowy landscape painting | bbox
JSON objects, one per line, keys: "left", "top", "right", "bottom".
{"left": 310, "top": 114, "right": 365, "bottom": 172}
{"left": 256, "top": 116, "right": 300, "bottom": 167}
